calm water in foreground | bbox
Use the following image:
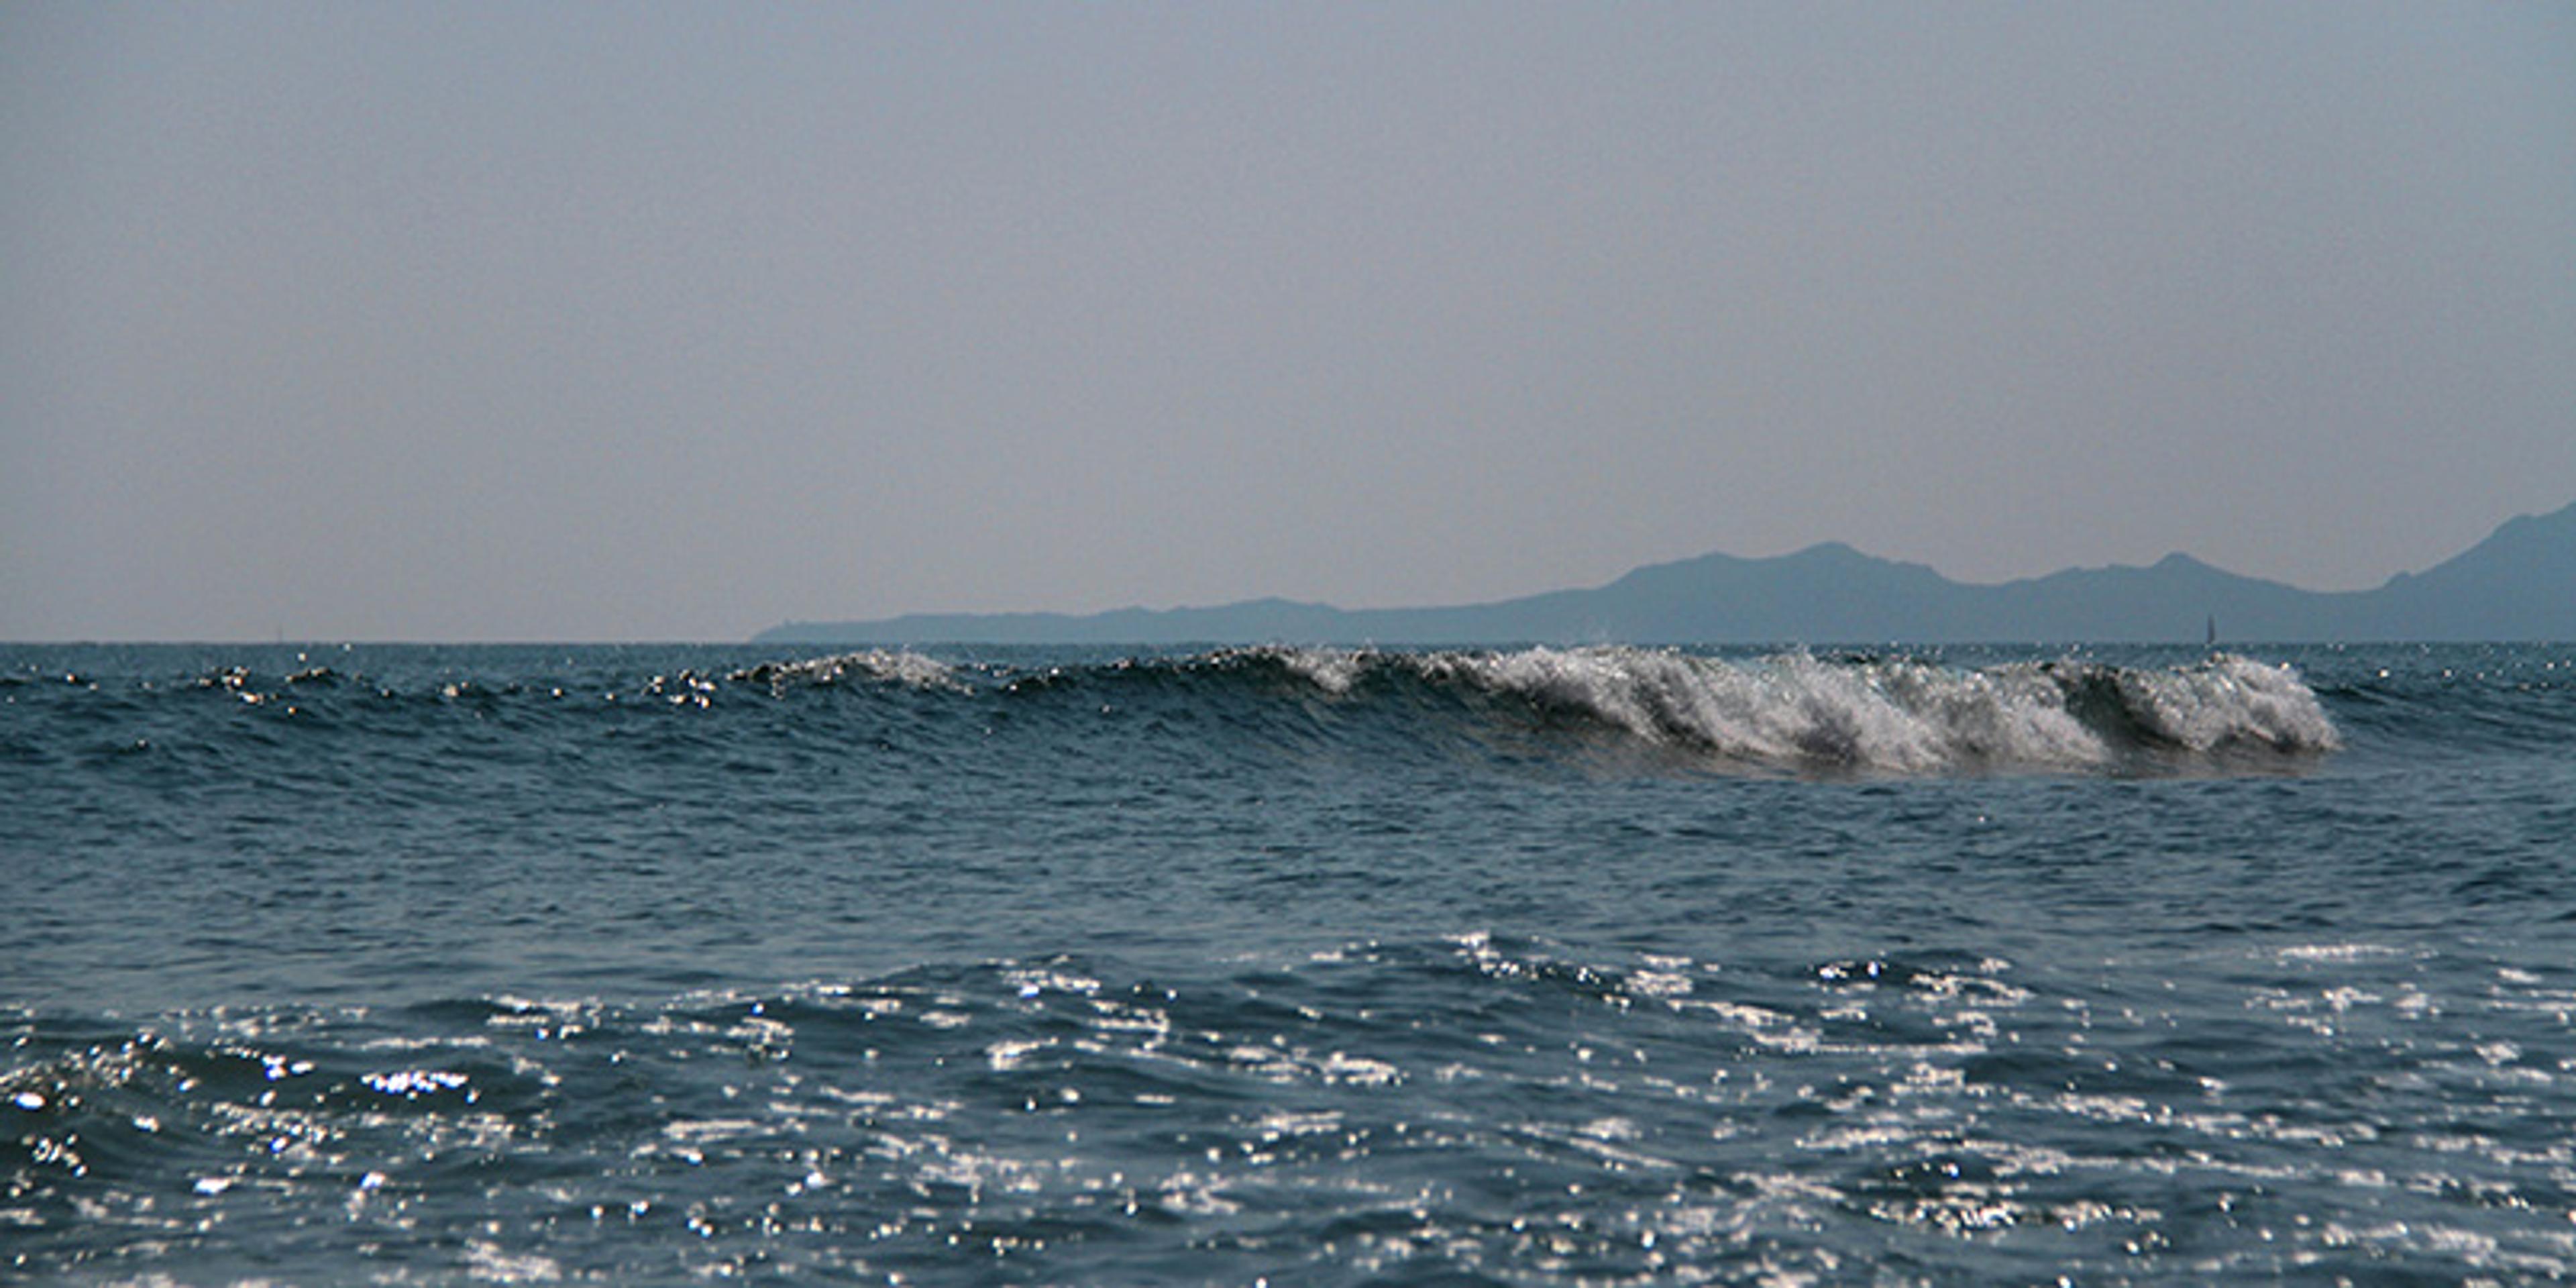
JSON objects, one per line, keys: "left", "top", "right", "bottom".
{"left": 5, "top": 642, "right": 2573, "bottom": 1285}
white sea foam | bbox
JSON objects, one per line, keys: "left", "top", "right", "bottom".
{"left": 2104, "top": 654, "right": 2343, "bottom": 753}
{"left": 1273, "top": 647, "right": 1368, "bottom": 696}
{"left": 1274, "top": 646, "right": 2338, "bottom": 773}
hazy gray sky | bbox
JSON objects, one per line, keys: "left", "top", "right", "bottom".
{"left": 5, "top": 2, "right": 2571, "bottom": 641}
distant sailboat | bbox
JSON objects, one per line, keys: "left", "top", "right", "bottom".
{"left": 2206, "top": 614, "right": 2217, "bottom": 648}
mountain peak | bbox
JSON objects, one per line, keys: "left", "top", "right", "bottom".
{"left": 1791, "top": 540, "right": 1866, "bottom": 559}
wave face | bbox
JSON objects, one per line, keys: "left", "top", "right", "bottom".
{"left": 0, "top": 645, "right": 2342, "bottom": 790}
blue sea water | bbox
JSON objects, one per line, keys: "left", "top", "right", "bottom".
{"left": 4, "top": 641, "right": 2573, "bottom": 1285}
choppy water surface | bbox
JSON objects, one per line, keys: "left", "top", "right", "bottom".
{"left": 5, "top": 643, "right": 2573, "bottom": 1283}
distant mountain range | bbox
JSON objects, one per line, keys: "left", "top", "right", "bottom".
{"left": 755, "top": 500, "right": 2576, "bottom": 645}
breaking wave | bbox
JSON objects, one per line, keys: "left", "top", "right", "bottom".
{"left": 1248, "top": 646, "right": 2339, "bottom": 773}
{"left": 724, "top": 645, "right": 2339, "bottom": 776}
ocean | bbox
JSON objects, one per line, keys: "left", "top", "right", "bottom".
{"left": 5, "top": 642, "right": 2572, "bottom": 1285}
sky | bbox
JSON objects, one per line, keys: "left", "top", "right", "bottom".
{"left": 4, "top": 3, "right": 2571, "bottom": 642}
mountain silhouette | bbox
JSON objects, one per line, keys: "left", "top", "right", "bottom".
{"left": 755, "top": 501, "right": 2576, "bottom": 645}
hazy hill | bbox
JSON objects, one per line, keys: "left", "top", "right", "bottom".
{"left": 755, "top": 501, "right": 2576, "bottom": 645}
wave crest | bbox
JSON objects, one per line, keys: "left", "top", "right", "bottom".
{"left": 729, "top": 650, "right": 961, "bottom": 692}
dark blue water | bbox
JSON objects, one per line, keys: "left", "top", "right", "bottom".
{"left": 6, "top": 643, "right": 2573, "bottom": 1283}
